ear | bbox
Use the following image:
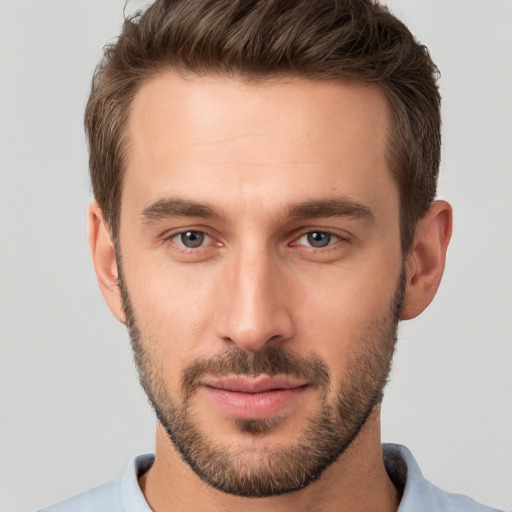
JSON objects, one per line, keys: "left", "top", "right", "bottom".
{"left": 401, "top": 200, "right": 453, "bottom": 320}
{"left": 88, "top": 201, "right": 126, "bottom": 324}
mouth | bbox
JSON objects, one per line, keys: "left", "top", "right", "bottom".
{"left": 200, "top": 375, "right": 309, "bottom": 420}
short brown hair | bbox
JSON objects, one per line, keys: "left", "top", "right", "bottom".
{"left": 85, "top": 0, "right": 440, "bottom": 252}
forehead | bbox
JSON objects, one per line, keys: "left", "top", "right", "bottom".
{"left": 123, "top": 73, "right": 395, "bottom": 219}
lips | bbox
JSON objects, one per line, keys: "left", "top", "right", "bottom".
{"left": 200, "top": 375, "right": 308, "bottom": 420}
{"left": 201, "top": 375, "right": 308, "bottom": 393}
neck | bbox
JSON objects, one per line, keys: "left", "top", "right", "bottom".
{"left": 139, "top": 408, "right": 400, "bottom": 512}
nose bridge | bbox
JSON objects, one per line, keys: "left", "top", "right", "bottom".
{"left": 215, "top": 240, "right": 294, "bottom": 351}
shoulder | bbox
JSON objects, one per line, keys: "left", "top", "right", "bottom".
{"left": 36, "top": 454, "right": 154, "bottom": 512}
{"left": 37, "top": 479, "right": 123, "bottom": 512}
{"left": 383, "top": 444, "right": 506, "bottom": 512}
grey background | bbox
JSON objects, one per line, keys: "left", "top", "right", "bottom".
{"left": 0, "top": 1, "right": 511, "bottom": 511}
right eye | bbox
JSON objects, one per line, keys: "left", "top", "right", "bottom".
{"left": 171, "top": 230, "right": 212, "bottom": 248}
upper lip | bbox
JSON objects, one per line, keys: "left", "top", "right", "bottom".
{"left": 200, "top": 375, "right": 308, "bottom": 393}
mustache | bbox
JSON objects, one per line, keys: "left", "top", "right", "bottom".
{"left": 181, "top": 346, "right": 330, "bottom": 401}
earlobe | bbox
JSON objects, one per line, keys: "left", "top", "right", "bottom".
{"left": 88, "top": 201, "right": 126, "bottom": 324}
{"left": 401, "top": 200, "right": 453, "bottom": 320}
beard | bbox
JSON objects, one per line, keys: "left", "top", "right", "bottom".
{"left": 118, "top": 265, "right": 405, "bottom": 498}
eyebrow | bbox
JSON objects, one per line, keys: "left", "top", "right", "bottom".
{"left": 140, "top": 196, "right": 374, "bottom": 223}
{"left": 140, "top": 198, "right": 224, "bottom": 223}
{"left": 286, "top": 198, "right": 374, "bottom": 222}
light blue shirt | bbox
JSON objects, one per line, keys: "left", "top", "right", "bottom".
{"left": 38, "top": 444, "right": 505, "bottom": 511}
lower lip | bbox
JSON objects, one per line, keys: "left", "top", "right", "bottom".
{"left": 202, "top": 385, "right": 308, "bottom": 420}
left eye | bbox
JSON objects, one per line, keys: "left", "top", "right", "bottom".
{"left": 296, "top": 231, "right": 339, "bottom": 248}
{"left": 172, "top": 230, "right": 211, "bottom": 248}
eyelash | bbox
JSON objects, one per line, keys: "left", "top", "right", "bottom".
{"left": 163, "top": 228, "right": 350, "bottom": 252}
{"left": 292, "top": 230, "right": 348, "bottom": 250}
{"left": 166, "top": 230, "right": 218, "bottom": 251}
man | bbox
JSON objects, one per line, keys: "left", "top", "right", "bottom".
{"left": 38, "top": 0, "right": 504, "bottom": 511}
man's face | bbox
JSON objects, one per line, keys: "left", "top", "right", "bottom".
{"left": 117, "top": 74, "right": 404, "bottom": 496}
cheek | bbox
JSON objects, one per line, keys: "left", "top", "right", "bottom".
{"left": 290, "top": 252, "right": 402, "bottom": 374}
{"left": 123, "top": 256, "right": 220, "bottom": 386}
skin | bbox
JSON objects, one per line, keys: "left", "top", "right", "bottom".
{"left": 89, "top": 74, "right": 452, "bottom": 511}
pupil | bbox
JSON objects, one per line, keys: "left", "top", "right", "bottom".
{"left": 307, "top": 232, "right": 330, "bottom": 247}
{"left": 181, "top": 231, "right": 204, "bottom": 248}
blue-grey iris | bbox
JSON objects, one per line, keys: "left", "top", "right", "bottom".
{"left": 307, "top": 232, "right": 331, "bottom": 248}
{"left": 181, "top": 231, "right": 204, "bottom": 248}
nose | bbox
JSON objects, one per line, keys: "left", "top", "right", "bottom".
{"left": 214, "top": 246, "right": 295, "bottom": 352}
